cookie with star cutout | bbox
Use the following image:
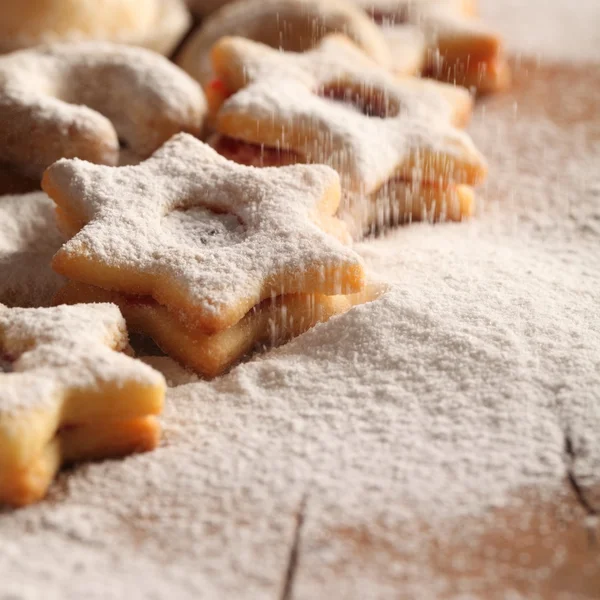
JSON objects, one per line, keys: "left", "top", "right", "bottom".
{"left": 42, "top": 133, "right": 365, "bottom": 334}
{"left": 0, "top": 302, "right": 165, "bottom": 507}
{"left": 207, "top": 134, "right": 475, "bottom": 235}
{"left": 209, "top": 35, "right": 486, "bottom": 196}
{"left": 206, "top": 35, "right": 484, "bottom": 234}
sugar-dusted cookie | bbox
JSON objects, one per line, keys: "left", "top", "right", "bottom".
{"left": 43, "top": 133, "right": 365, "bottom": 333}
{"left": 176, "top": 0, "right": 392, "bottom": 86}
{"left": 0, "top": 42, "right": 206, "bottom": 180}
{"left": 210, "top": 35, "right": 486, "bottom": 196}
{"left": 55, "top": 282, "right": 352, "bottom": 378}
{"left": 0, "top": 302, "right": 165, "bottom": 506}
{"left": 353, "top": 0, "right": 510, "bottom": 92}
{"left": 0, "top": 192, "right": 65, "bottom": 308}
{"left": 0, "top": 0, "right": 191, "bottom": 56}
{"left": 209, "top": 135, "right": 474, "bottom": 235}
{"left": 0, "top": 415, "right": 159, "bottom": 509}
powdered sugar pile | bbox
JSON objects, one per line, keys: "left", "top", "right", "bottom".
{"left": 0, "top": 0, "right": 599, "bottom": 597}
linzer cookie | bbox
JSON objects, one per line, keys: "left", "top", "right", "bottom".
{"left": 55, "top": 282, "right": 352, "bottom": 378}
{"left": 42, "top": 133, "right": 365, "bottom": 335}
{"left": 208, "top": 35, "right": 485, "bottom": 234}
{"left": 176, "top": 0, "right": 392, "bottom": 86}
{"left": 353, "top": 0, "right": 511, "bottom": 92}
{"left": 0, "top": 302, "right": 165, "bottom": 507}
{"left": 0, "top": 42, "right": 206, "bottom": 180}
{"left": 210, "top": 35, "right": 486, "bottom": 194}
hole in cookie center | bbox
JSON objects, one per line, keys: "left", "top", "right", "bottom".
{"left": 162, "top": 206, "right": 245, "bottom": 248}
{"left": 319, "top": 83, "right": 399, "bottom": 119}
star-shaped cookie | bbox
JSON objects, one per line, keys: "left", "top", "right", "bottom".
{"left": 43, "top": 133, "right": 365, "bottom": 333}
{"left": 0, "top": 302, "right": 165, "bottom": 506}
{"left": 176, "top": 0, "right": 393, "bottom": 86}
{"left": 210, "top": 35, "right": 487, "bottom": 195}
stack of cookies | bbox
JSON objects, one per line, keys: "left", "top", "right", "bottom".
{"left": 0, "top": 0, "right": 507, "bottom": 506}
{"left": 0, "top": 303, "right": 165, "bottom": 506}
{"left": 203, "top": 34, "right": 487, "bottom": 236}
{"left": 45, "top": 134, "right": 366, "bottom": 378}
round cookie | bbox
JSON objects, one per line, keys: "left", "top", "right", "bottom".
{"left": 0, "top": 42, "right": 207, "bottom": 179}
{"left": 176, "top": 0, "right": 392, "bottom": 85}
{"left": 0, "top": 0, "right": 191, "bottom": 56}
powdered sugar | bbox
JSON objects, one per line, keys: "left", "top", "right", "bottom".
{"left": 46, "top": 133, "right": 364, "bottom": 330}
{"left": 176, "top": 0, "right": 392, "bottom": 85}
{"left": 215, "top": 35, "right": 485, "bottom": 193}
{"left": 480, "top": 0, "right": 600, "bottom": 63}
